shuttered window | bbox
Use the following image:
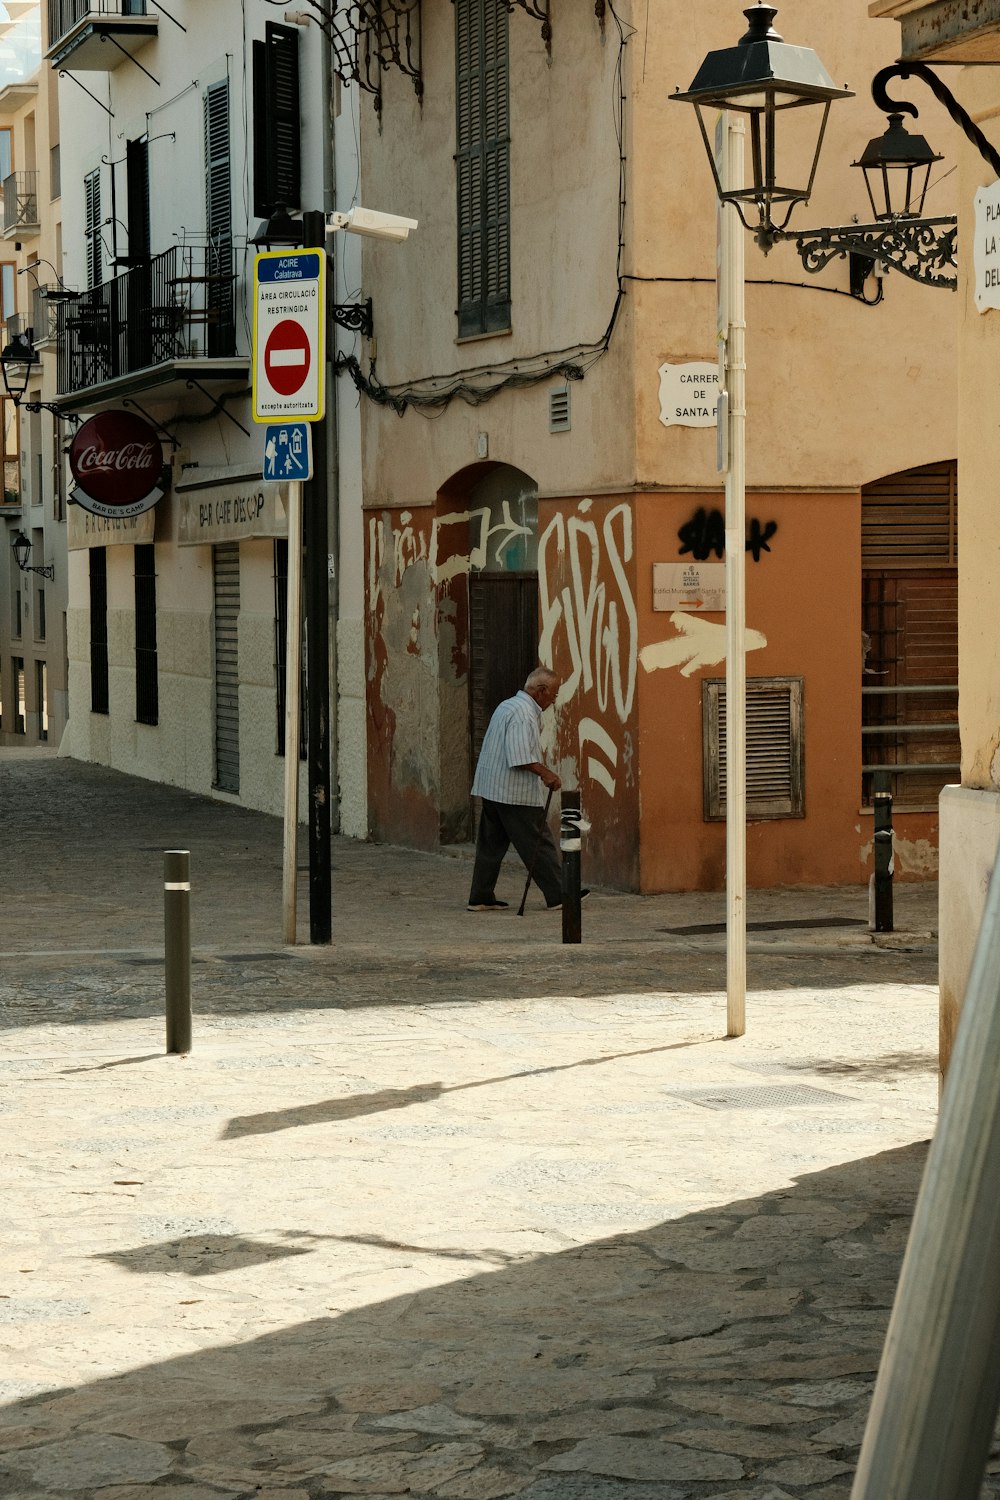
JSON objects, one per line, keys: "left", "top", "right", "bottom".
{"left": 862, "top": 460, "right": 959, "bottom": 808}
{"left": 455, "top": 0, "right": 511, "bottom": 337}
{"left": 702, "top": 677, "right": 805, "bottom": 821}
{"left": 84, "top": 168, "right": 101, "bottom": 289}
{"left": 253, "top": 23, "right": 301, "bottom": 217}
{"left": 204, "top": 80, "right": 233, "bottom": 358}
{"left": 89, "top": 546, "right": 108, "bottom": 715}
{"left": 134, "top": 543, "right": 158, "bottom": 726}
{"left": 862, "top": 460, "right": 957, "bottom": 568}
{"left": 126, "top": 137, "right": 150, "bottom": 261}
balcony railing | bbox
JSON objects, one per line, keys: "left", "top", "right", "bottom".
{"left": 3, "top": 171, "right": 39, "bottom": 235}
{"left": 32, "top": 285, "right": 61, "bottom": 345}
{"left": 56, "top": 244, "right": 238, "bottom": 396}
{"left": 49, "top": 0, "right": 148, "bottom": 46}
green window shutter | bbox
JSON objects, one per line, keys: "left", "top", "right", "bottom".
{"left": 455, "top": 0, "right": 510, "bottom": 337}
{"left": 253, "top": 23, "right": 301, "bottom": 218}
{"left": 84, "top": 168, "right": 101, "bottom": 289}
{"left": 126, "top": 138, "right": 150, "bottom": 261}
{"left": 204, "top": 80, "right": 233, "bottom": 356}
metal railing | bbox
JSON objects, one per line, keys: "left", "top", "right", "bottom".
{"left": 31, "top": 286, "right": 60, "bottom": 345}
{"left": 56, "top": 243, "right": 237, "bottom": 395}
{"left": 48, "top": 0, "right": 149, "bottom": 47}
{"left": 861, "top": 683, "right": 960, "bottom": 806}
{"left": 2, "top": 171, "right": 38, "bottom": 234}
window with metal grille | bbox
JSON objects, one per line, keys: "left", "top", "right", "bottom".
{"left": 89, "top": 547, "right": 108, "bottom": 714}
{"left": 13, "top": 655, "right": 24, "bottom": 734}
{"left": 273, "top": 539, "right": 307, "bottom": 759}
{"left": 455, "top": 0, "right": 511, "bottom": 337}
{"left": 702, "top": 676, "right": 805, "bottom": 821}
{"left": 253, "top": 23, "right": 301, "bottom": 217}
{"left": 861, "top": 460, "right": 959, "bottom": 809}
{"left": 84, "top": 168, "right": 101, "bottom": 289}
{"left": 134, "top": 542, "right": 158, "bottom": 726}
{"left": 204, "top": 80, "right": 233, "bottom": 358}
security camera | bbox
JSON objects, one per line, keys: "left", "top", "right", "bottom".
{"left": 327, "top": 206, "right": 419, "bottom": 243}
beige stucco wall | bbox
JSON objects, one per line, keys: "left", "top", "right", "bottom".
{"left": 359, "top": 1, "right": 957, "bottom": 510}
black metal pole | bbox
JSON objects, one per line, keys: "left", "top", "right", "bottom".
{"left": 560, "top": 790, "right": 582, "bottom": 945}
{"left": 302, "top": 208, "right": 332, "bottom": 945}
{"left": 164, "top": 849, "right": 192, "bottom": 1054}
{"left": 873, "top": 769, "right": 894, "bottom": 934}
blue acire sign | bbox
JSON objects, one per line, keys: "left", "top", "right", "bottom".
{"left": 263, "top": 422, "right": 313, "bottom": 483}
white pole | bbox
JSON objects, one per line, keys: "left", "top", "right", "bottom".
{"left": 282, "top": 479, "right": 303, "bottom": 945}
{"left": 850, "top": 850, "right": 1000, "bottom": 1499}
{"left": 719, "top": 114, "right": 747, "bottom": 1037}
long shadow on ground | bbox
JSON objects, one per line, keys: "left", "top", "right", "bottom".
{"left": 0, "top": 1145, "right": 943, "bottom": 1499}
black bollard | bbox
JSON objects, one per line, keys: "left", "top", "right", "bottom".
{"left": 872, "top": 771, "right": 894, "bottom": 934}
{"left": 164, "top": 849, "right": 192, "bottom": 1054}
{"left": 560, "top": 791, "right": 582, "bottom": 945}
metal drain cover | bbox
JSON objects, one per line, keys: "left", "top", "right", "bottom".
{"left": 668, "top": 1084, "right": 854, "bottom": 1110}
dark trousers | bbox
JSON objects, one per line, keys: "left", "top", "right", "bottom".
{"left": 469, "top": 798, "right": 562, "bottom": 907}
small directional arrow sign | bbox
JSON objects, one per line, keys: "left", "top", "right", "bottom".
{"left": 263, "top": 422, "right": 313, "bottom": 483}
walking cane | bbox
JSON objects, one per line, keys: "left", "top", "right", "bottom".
{"left": 517, "top": 786, "right": 555, "bottom": 917}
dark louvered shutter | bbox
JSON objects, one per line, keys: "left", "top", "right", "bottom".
{"left": 253, "top": 23, "right": 301, "bottom": 217}
{"left": 204, "top": 81, "right": 233, "bottom": 357}
{"left": 84, "top": 168, "right": 101, "bottom": 288}
{"left": 126, "top": 137, "right": 150, "bottom": 261}
{"left": 455, "top": 0, "right": 510, "bottom": 336}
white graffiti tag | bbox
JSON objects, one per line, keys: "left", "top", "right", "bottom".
{"left": 639, "top": 612, "right": 767, "bottom": 677}
{"left": 430, "top": 501, "right": 532, "bottom": 584}
{"left": 539, "top": 501, "right": 637, "bottom": 797}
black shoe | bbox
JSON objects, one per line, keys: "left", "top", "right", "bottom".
{"left": 467, "top": 900, "right": 510, "bottom": 912}
{"left": 546, "top": 889, "right": 590, "bottom": 910}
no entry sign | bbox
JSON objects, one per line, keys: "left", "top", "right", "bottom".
{"left": 253, "top": 250, "right": 326, "bottom": 422}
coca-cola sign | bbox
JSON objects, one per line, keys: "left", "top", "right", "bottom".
{"left": 69, "top": 410, "right": 165, "bottom": 519}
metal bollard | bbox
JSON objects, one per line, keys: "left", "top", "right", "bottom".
{"left": 560, "top": 791, "right": 583, "bottom": 945}
{"left": 164, "top": 849, "right": 192, "bottom": 1054}
{"left": 872, "top": 770, "right": 894, "bottom": 934}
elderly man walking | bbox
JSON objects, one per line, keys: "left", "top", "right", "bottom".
{"left": 467, "top": 666, "right": 583, "bottom": 913}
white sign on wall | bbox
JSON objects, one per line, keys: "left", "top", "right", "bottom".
{"left": 974, "top": 180, "right": 1000, "bottom": 312}
{"left": 653, "top": 561, "right": 726, "bottom": 613}
{"left": 658, "top": 361, "right": 720, "bottom": 427}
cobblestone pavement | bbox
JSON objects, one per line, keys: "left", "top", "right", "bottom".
{"left": 1, "top": 750, "right": 980, "bottom": 1500}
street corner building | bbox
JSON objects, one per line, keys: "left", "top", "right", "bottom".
{"left": 358, "top": 1, "right": 959, "bottom": 896}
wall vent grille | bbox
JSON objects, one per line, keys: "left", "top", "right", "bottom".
{"left": 549, "top": 384, "right": 571, "bottom": 433}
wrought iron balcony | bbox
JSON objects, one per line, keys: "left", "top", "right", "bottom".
{"left": 56, "top": 244, "right": 238, "bottom": 398}
{"left": 31, "top": 285, "right": 62, "bottom": 346}
{"left": 47, "top": 0, "right": 158, "bottom": 71}
{"left": 2, "top": 171, "right": 39, "bottom": 236}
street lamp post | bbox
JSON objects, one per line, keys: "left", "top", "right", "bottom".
{"left": 674, "top": 4, "right": 850, "bottom": 1034}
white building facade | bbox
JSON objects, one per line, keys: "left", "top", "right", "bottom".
{"left": 54, "top": 0, "right": 369, "bottom": 830}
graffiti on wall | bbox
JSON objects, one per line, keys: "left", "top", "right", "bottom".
{"left": 678, "top": 505, "right": 779, "bottom": 562}
{"left": 539, "top": 499, "right": 638, "bottom": 798}
{"left": 639, "top": 612, "right": 767, "bottom": 677}
{"left": 367, "top": 503, "right": 534, "bottom": 609}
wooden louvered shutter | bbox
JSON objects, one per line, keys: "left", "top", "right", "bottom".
{"left": 204, "top": 81, "right": 233, "bottom": 357}
{"left": 455, "top": 0, "right": 510, "bottom": 336}
{"left": 253, "top": 23, "right": 301, "bottom": 217}
{"left": 703, "top": 677, "right": 805, "bottom": 821}
{"left": 126, "top": 138, "right": 150, "bottom": 261}
{"left": 84, "top": 168, "right": 101, "bottom": 288}
{"left": 861, "top": 460, "right": 959, "bottom": 807}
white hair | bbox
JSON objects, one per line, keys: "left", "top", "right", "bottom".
{"left": 524, "top": 667, "right": 558, "bottom": 691}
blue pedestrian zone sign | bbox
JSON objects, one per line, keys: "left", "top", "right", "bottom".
{"left": 263, "top": 422, "right": 313, "bottom": 483}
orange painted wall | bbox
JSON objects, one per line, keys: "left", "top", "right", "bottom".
{"left": 635, "top": 490, "right": 863, "bottom": 891}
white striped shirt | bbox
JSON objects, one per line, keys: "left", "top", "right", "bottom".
{"left": 471, "top": 690, "right": 545, "bottom": 807}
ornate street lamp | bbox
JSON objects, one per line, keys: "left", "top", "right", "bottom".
{"left": 11, "top": 529, "right": 54, "bottom": 581}
{"left": 673, "top": 4, "right": 853, "bottom": 245}
{"left": 855, "top": 111, "right": 942, "bottom": 222}
{"left": 0, "top": 328, "right": 37, "bottom": 404}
